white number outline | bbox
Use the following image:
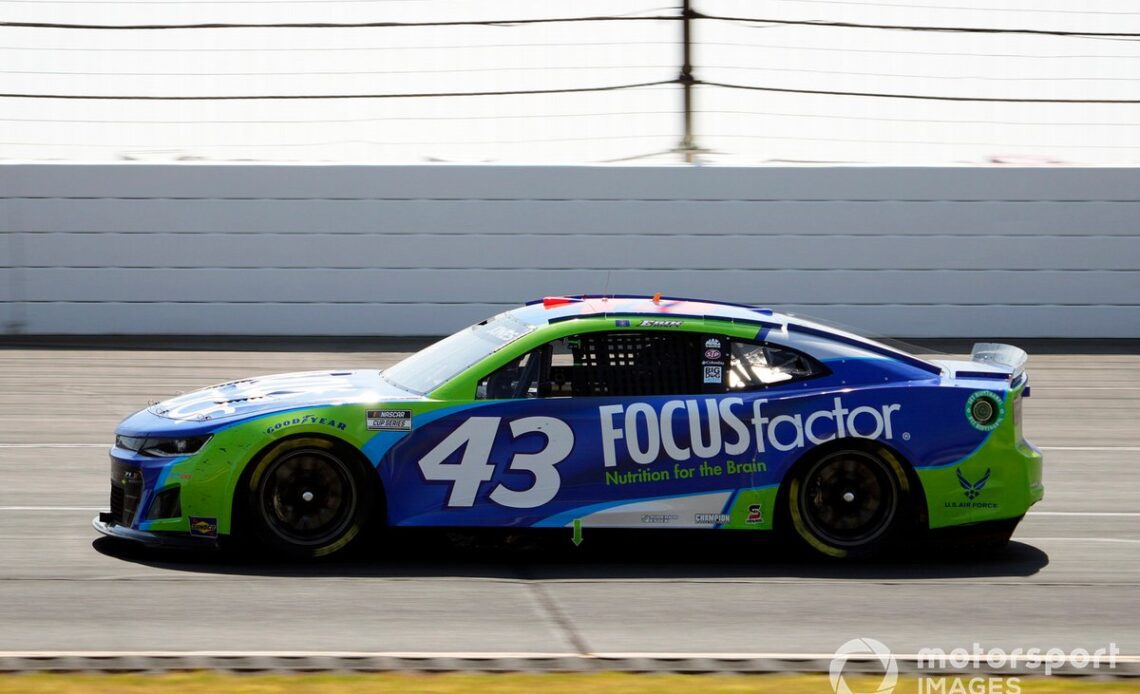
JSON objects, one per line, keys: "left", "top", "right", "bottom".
{"left": 417, "top": 416, "right": 574, "bottom": 509}
{"left": 489, "top": 417, "right": 573, "bottom": 509}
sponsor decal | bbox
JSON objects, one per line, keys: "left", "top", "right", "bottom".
{"left": 639, "top": 319, "right": 683, "bottom": 328}
{"left": 615, "top": 319, "right": 632, "bottom": 327}
{"left": 703, "top": 365, "right": 723, "bottom": 384}
{"left": 704, "top": 348, "right": 722, "bottom": 360}
{"left": 485, "top": 324, "right": 528, "bottom": 342}
{"left": 604, "top": 460, "right": 767, "bottom": 487}
{"left": 412, "top": 396, "right": 898, "bottom": 513}
{"left": 944, "top": 467, "right": 998, "bottom": 509}
{"left": 265, "top": 414, "right": 348, "bottom": 435}
{"left": 958, "top": 467, "right": 991, "bottom": 500}
{"left": 599, "top": 396, "right": 901, "bottom": 467}
{"left": 367, "top": 409, "right": 413, "bottom": 431}
{"left": 705, "top": 338, "right": 721, "bottom": 349}
{"left": 694, "top": 512, "right": 730, "bottom": 525}
{"left": 966, "top": 391, "right": 1005, "bottom": 432}
{"left": 154, "top": 374, "right": 359, "bottom": 421}
{"left": 189, "top": 516, "right": 218, "bottom": 538}
{"left": 641, "top": 513, "right": 679, "bottom": 524}
{"left": 745, "top": 503, "right": 764, "bottom": 524}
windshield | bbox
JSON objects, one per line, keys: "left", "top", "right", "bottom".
{"left": 382, "top": 313, "right": 535, "bottom": 395}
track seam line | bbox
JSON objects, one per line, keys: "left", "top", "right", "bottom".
{"left": 525, "top": 579, "right": 593, "bottom": 658}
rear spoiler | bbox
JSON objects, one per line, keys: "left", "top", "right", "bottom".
{"left": 970, "top": 343, "right": 1028, "bottom": 379}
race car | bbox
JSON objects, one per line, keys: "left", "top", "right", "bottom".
{"left": 95, "top": 295, "right": 1043, "bottom": 559}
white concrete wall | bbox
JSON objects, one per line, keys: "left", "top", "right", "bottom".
{"left": 1, "top": 164, "right": 1137, "bottom": 337}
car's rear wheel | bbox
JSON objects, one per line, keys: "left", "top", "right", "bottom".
{"left": 245, "top": 437, "right": 375, "bottom": 560}
{"left": 786, "top": 447, "right": 906, "bottom": 559}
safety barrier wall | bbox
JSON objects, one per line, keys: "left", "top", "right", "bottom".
{"left": 1, "top": 164, "right": 1137, "bottom": 337}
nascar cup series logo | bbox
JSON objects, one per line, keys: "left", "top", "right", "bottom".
{"left": 830, "top": 637, "right": 898, "bottom": 694}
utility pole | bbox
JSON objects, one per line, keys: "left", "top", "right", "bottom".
{"left": 678, "top": 0, "right": 697, "bottom": 163}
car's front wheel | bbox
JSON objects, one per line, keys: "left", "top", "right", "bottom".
{"left": 786, "top": 447, "right": 908, "bottom": 559}
{"left": 244, "top": 437, "right": 375, "bottom": 560}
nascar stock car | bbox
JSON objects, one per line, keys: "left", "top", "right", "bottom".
{"left": 95, "top": 295, "right": 1043, "bottom": 559}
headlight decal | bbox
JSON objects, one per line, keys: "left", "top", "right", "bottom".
{"left": 129, "top": 435, "right": 213, "bottom": 457}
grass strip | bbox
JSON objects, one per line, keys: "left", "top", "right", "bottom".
{"left": 0, "top": 672, "right": 1138, "bottom": 694}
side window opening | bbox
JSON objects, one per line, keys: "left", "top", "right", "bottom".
{"left": 728, "top": 341, "right": 824, "bottom": 390}
{"left": 478, "top": 331, "right": 710, "bottom": 399}
{"left": 562, "top": 332, "right": 704, "bottom": 397}
{"left": 478, "top": 332, "right": 827, "bottom": 399}
{"left": 476, "top": 346, "right": 548, "bottom": 400}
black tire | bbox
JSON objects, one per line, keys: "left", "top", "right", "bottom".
{"left": 785, "top": 447, "right": 909, "bottom": 559}
{"left": 244, "top": 437, "right": 375, "bottom": 560}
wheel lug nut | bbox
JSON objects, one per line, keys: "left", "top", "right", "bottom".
{"left": 302, "top": 491, "right": 314, "bottom": 502}
{"left": 842, "top": 492, "right": 855, "bottom": 502}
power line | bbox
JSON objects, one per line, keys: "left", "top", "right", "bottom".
{"left": 0, "top": 111, "right": 681, "bottom": 125}
{"left": 703, "top": 65, "right": 1140, "bottom": 82}
{"left": 699, "top": 80, "right": 1140, "bottom": 103}
{"left": 709, "top": 133, "right": 1140, "bottom": 150}
{"left": 0, "top": 40, "right": 678, "bottom": 53}
{"left": 0, "top": 109, "right": 1128, "bottom": 128}
{"left": 5, "top": 63, "right": 1128, "bottom": 83}
{"left": 0, "top": 14, "right": 681, "bottom": 30}
{"left": 0, "top": 65, "right": 674, "bottom": 77}
{"left": 0, "top": 80, "right": 677, "bottom": 100}
{"left": 756, "top": 0, "right": 1140, "bottom": 16}
{"left": 3, "top": 40, "right": 1135, "bottom": 60}
{"left": 6, "top": 133, "right": 1132, "bottom": 153}
{"left": 2, "top": 40, "right": 1124, "bottom": 60}
{"left": 695, "top": 109, "right": 1140, "bottom": 128}
{"left": 0, "top": 134, "right": 676, "bottom": 147}
{"left": 700, "top": 12, "right": 1140, "bottom": 38}
{"left": 6, "top": 79, "right": 1140, "bottom": 104}
{"left": 0, "top": 109, "right": 1131, "bottom": 128}
{"left": 6, "top": 11, "right": 1140, "bottom": 38}
{"left": 700, "top": 40, "right": 1140, "bottom": 61}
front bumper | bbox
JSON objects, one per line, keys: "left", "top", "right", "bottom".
{"left": 93, "top": 513, "right": 219, "bottom": 550}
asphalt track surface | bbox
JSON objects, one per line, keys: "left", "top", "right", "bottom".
{"left": 0, "top": 341, "right": 1137, "bottom": 664}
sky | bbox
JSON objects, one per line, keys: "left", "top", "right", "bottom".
{"left": 1, "top": 0, "right": 1138, "bottom": 165}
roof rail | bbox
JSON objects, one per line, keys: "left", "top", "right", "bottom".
{"left": 524, "top": 294, "right": 772, "bottom": 313}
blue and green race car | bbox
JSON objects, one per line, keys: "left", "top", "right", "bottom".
{"left": 96, "top": 295, "right": 1043, "bottom": 559}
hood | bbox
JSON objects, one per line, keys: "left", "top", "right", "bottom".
{"left": 147, "top": 370, "right": 419, "bottom": 423}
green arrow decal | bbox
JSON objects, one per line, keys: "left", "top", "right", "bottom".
{"left": 572, "top": 518, "right": 583, "bottom": 547}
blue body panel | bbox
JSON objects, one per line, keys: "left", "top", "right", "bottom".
{"left": 371, "top": 378, "right": 994, "bottom": 527}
